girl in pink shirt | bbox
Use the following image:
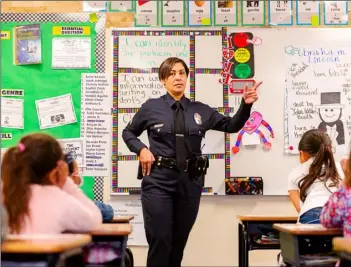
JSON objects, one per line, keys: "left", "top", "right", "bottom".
{"left": 2, "top": 133, "right": 102, "bottom": 234}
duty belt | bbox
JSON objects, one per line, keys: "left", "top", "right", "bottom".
{"left": 154, "top": 155, "right": 209, "bottom": 179}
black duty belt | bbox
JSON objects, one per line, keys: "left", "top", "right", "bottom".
{"left": 154, "top": 155, "right": 209, "bottom": 179}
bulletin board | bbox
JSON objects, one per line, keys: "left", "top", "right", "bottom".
{"left": 0, "top": 13, "right": 105, "bottom": 147}
{"left": 0, "top": 13, "right": 106, "bottom": 201}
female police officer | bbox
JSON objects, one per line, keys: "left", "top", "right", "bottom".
{"left": 122, "top": 57, "right": 261, "bottom": 267}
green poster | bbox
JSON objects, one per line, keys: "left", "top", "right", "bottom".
{"left": 0, "top": 22, "right": 97, "bottom": 148}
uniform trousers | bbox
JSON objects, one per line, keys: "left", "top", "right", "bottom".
{"left": 141, "top": 166, "right": 203, "bottom": 267}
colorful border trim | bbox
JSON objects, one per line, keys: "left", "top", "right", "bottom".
{"left": 112, "top": 36, "right": 119, "bottom": 192}
{"left": 189, "top": 34, "right": 195, "bottom": 101}
{"left": 119, "top": 68, "right": 159, "bottom": 74}
{"left": 195, "top": 69, "right": 222, "bottom": 74}
{"left": 221, "top": 27, "right": 232, "bottom": 182}
{"left": 111, "top": 29, "right": 227, "bottom": 195}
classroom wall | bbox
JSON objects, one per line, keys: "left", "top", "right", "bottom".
{"left": 2, "top": 1, "right": 349, "bottom": 266}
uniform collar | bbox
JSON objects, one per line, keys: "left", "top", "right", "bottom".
{"left": 164, "top": 92, "right": 189, "bottom": 110}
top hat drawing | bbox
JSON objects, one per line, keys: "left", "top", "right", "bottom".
{"left": 315, "top": 92, "right": 344, "bottom": 109}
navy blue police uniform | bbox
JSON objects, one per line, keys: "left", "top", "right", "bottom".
{"left": 122, "top": 92, "right": 252, "bottom": 267}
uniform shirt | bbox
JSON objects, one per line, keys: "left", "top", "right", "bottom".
{"left": 320, "top": 185, "right": 351, "bottom": 237}
{"left": 287, "top": 157, "right": 344, "bottom": 219}
{"left": 122, "top": 93, "right": 253, "bottom": 157}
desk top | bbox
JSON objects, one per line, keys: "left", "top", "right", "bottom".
{"left": 111, "top": 216, "right": 134, "bottom": 223}
{"left": 90, "top": 223, "right": 132, "bottom": 236}
{"left": 237, "top": 215, "right": 298, "bottom": 222}
{"left": 333, "top": 237, "right": 351, "bottom": 254}
{"left": 1, "top": 234, "right": 91, "bottom": 254}
{"left": 273, "top": 224, "right": 343, "bottom": 235}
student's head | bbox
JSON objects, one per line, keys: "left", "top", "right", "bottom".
{"left": 1, "top": 133, "right": 68, "bottom": 233}
{"left": 158, "top": 57, "right": 189, "bottom": 99}
{"left": 297, "top": 129, "right": 340, "bottom": 201}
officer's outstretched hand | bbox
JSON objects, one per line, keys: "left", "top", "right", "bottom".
{"left": 243, "top": 81, "right": 262, "bottom": 104}
{"left": 140, "top": 148, "right": 155, "bottom": 176}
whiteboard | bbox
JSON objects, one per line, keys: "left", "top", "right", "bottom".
{"left": 117, "top": 112, "right": 149, "bottom": 156}
{"left": 112, "top": 27, "right": 227, "bottom": 194}
{"left": 112, "top": 27, "right": 351, "bottom": 196}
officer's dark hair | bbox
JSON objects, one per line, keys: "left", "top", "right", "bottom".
{"left": 158, "top": 57, "right": 189, "bottom": 81}
{"left": 297, "top": 129, "right": 341, "bottom": 202}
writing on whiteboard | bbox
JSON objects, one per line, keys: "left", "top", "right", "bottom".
{"left": 118, "top": 73, "right": 165, "bottom": 108}
{"left": 285, "top": 45, "right": 351, "bottom": 155}
{"left": 118, "top": 36, "right": 190, "bottom": 68}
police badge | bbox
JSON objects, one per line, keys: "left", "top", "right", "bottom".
{"left": 194, "top": 113, "right": 202, "bottom": 125}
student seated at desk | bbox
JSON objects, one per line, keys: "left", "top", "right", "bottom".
{"left": 287, "top": 129, "right": 344, "bottom": 224}
{"left": 1, "top": 133, "right": 102, "bottom": 234}
{"left": 64, "top": 153, "right": 114, "bottom": 223}
{"left": 320, "top": 151, "right": 351, "bottom": 237}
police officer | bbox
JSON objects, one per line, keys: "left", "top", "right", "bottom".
{"left": 122, "top": 57, "right": 261, "bottom": 267}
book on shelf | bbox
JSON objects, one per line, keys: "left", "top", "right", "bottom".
{"left": 13, "top": 24, "right": 42, "bottom": 65}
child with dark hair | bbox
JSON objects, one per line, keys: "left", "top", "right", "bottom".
{"left": 1, "top": 133, "right": 102, "bottom": 234}
{"left": 288, "top": 129, "right": 344, "bottom": 224}
{"left": 278, "top": 129, "right": 344, "bottom": 266}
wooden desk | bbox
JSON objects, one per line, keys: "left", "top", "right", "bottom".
{"left": 1, "top": 234, "right": 91, "bottom": 267}
{"left": 90, "top": 223, "right": 132, "bottom": 237}
{"left": 333, "top": 237, "right": 351, "bottom": 267}
{"left": 237, "top": 215, "right": 297, "bottom": 267}
{"left": 273, "top": 224, "right": 343, "bottom": 267}
{"left": 111, "top": 215, "right": 134, "bottom": 224}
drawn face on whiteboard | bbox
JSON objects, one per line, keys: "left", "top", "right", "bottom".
{"left": 319, "top": 107, "right": 342, "bottom": 123}
{"left": 162, "top": 62, "right": 188, "bottom": 98}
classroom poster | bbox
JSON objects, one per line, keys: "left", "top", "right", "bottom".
{"left": 135, "top": 0, "right": 159, "bottom": 26}
{"left": 296, "top": 0, "right": 320, "bottom": 25}
{"left": 324, "top": 1, "right": 348, "bottom": 25}
{"left": 241, "top": 0, "right": 266, "bottom": 26}
{"left": 268, "top": 0, "right": 293, "bottom": 25}
{"left": 285, "top": 45, "right": 351, "bottom": 155}
{"left": 109, "top": 0, "right": 133, "bottom": 11}
{"left": 80, "top": 73, "right": 112, "bottom": 177}
{"left": 214, "top": 0, "right": 238, "bottom": 26}
{"left": 161, "top": 0, "right": 186, "bottom": 27}
{"left": 1, "top": 98, "right": 24, "bottom": 129}
{"left": 188, "top": 0, "right": 212, "bottom": 26}
{"left": 108, "top": 199, "right": 147, "bottom": 246}
{"left": 52, "top": 37, "right": 91, "bottom": 69}
{"left": 35, "top": 94, "right": 77, "bottom": 130}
